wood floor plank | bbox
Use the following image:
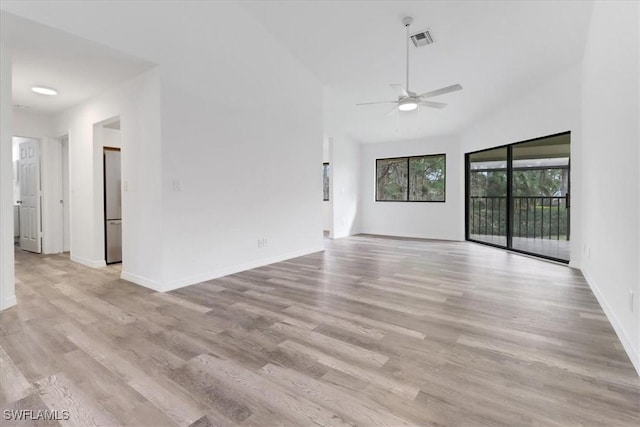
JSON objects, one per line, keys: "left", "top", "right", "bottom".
{"left": 188, "top": 354, "right": 353, "bottom": 427}
{"left": 282, "top": 305, "right": 386, "bottom": 340}
{"left": 279, "top": 340, "right": 420, "bottom": 400}
{"left": 0, "top": 345, "right": 33, "bottom": 404}
{"left": 231, "top": 302, "right": 318, "bottom": 330}
{"left": 245, "top": 289, "right": 426, "bottom": 340}
{"left": 152, "top": 292, "right": 214, "bottom": 314}
{"left": 269, "top": 322, "right": 389, "bottom": 368}
{"left": 55, "top": 322, "right": 206, "bottom": 426}
{"left": 35, "top": 373, "right": 121, "bottom": 427}
{"left": 260, "top": 363, "right": 414, "bottom": 426}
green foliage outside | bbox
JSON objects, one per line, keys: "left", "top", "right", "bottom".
{"left": 377, "top": 155, "right": 445, "bottom": 201}
{"left": 377, "top": 158, "right": 407, "bottom": 200}
{"left": 409, "top": 156, "right": 445, "bottom": 201}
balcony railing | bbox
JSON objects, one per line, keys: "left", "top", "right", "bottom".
{"left": 470, "top": 196, "right": 570, "bottom": 241}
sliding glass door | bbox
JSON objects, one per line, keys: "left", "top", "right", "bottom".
{"left": 468, "top": 147, "right": 508, "bottom": 247}
{"left": 466, "top": 132, "right": 570, "bottom": 263}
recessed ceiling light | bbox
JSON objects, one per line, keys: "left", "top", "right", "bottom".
{"left": 31, "top": 86, "right": 58, "bottom": 96}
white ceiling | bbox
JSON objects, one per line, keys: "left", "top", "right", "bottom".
{"left": 1, "top": 12, "right": 153, "bottom": 114}
{"left": 241, "top": 1, "right": 593, "bottom": 143}
{"left": 1, "top": 2, "right": 593, "bottom": 141}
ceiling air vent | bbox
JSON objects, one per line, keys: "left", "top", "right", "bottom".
{"left": 410, "top": 29, "right": 434, "bottom": 47}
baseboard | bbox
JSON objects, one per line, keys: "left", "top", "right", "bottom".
{"left": 582, "top": 268, "right": 640, "bottom": 376}
{"left": 161, "top": 246, "right": 325, "bottom": 292}
{"left": 120, "top": 271, "right": 164, "bottom": 292}
{"left": 1, "top": 294, "right": 17, "bottom": 311}
{"left": 70, "top": 255, "right": 106, "bottom": 268}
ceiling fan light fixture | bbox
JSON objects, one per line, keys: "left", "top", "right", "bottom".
{"left": 31, "top": 86, "right": 58, "bottom": 96}
{"left": 398, "top": 99, "right": 418, "bottom": 111}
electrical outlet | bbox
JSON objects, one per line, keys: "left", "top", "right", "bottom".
{"left": 257, "top": 238, "right": 267, "bottom": 248}
{"left": 630, "top": 290, "right": 635, "bottom": 312}
{"left": 172, "top": 179, "right": 181, "bottom": 191}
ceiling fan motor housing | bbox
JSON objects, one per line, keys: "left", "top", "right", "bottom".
{"left": 398, "top": 97, "right": 418, "bottom": 111}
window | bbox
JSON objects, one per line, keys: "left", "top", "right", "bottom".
{"left": 323, "top": 162, "right": 330, "bottom": 201}
{"left": 376, "top": 154, "right": 446, "bottom": 202}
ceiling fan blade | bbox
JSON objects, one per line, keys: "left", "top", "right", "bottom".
{"left": 356, "top": 100, "right": 398, "bottom": 106}
{"left": 390, "top": 84, "right": 409, "bottom": 98}
{"left": 385, "top": 106, "right": 399, "bottom": 117}
{"left": 418, "top": 84, "right": 463, "bottom": 99}
{"left": 419, "top": 101, "right": 447, "bottom": 109}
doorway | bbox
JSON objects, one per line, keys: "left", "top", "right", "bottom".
{"left": 465, "top": 132, "right": 571, "bottom": 263}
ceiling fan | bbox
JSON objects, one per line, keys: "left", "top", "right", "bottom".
{"left": 356, "top": 16, "right": 462, "bottom": 114}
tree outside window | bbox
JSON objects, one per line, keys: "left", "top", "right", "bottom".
{"left": 376, "top": 154, "right": 445, "bottom": 202}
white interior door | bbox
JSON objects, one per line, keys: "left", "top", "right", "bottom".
{"left": 18, "top": 139, "right": 41, "bottom": 253}
{"left": 62, "top": 138, "right": 70, "bottom": 252}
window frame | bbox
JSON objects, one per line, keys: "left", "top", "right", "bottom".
{"left": 375, "top": 153, "right": 446, "bottom": 203}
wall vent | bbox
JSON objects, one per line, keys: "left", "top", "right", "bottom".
{"left": 410, "top": 29, "right": 434, "bottom": 47}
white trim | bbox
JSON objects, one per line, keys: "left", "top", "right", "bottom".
{"left": 70, "top": 254, "right": 106, "bottom": 268}
{"left": 161, "top": 246, "right": 325, "bottom": 292}
{"left": 1, "top": 294, "right": 16, "bottom": 311}
{"left": 120, "top": 271, "right": 163, "bottom": 292}
{"left": 582, "top": 268, "right": 640, "bottom": 376}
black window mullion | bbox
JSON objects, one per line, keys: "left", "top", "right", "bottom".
{"left": 406, "top": 157, "right": 410, "bottom": 201}
{"left": 506, "top": 145, "right": 513, "bottom": 249}
{"left": 465, "top": 153, "right": 470, "bottom": 240}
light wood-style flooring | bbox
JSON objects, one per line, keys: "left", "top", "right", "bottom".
{"left": 1, "top": 235, "right": 639, "bottom": 426}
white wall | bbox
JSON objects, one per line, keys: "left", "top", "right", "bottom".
{"left": 157, "top": 4, "right": 323, "bottom": 289}
{"left": 330, "top": 135, "right": 361, "bottom": 238}
{"left": 51, "top": 69, "right": 164, "bottom": 286}
{"left": 103, "top": 127, "right": 121, "bottom": 148}
{"left": 359, "top": 135, "right": 463, "bottom": 241}
{"left": 460, "top": 63, "right": 583, "bottom": 266}
{"left": 13, "top": 108, "right": 52, "bottom": 139}
{"left": 0, "top": 42, "right": 16, "bottom": 310}
{"left": 580, "top": 0, "right": 640, "bottom": 374}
